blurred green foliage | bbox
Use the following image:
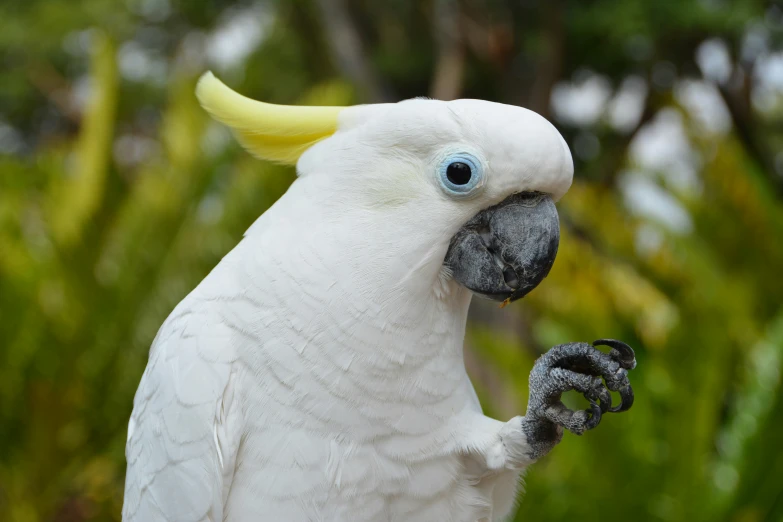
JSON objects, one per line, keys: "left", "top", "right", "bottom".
{"left": 2, "top": 0, "right": 783, "bottom": 521}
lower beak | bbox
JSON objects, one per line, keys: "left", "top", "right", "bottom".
{"left": 444, "top": 192, "right": 560, "bottom": 303}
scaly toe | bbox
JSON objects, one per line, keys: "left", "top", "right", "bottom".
{"left": 609, "top": 384, "right": 634, "bottom": 413}
{"left": 593, "top": 339, "right": 636, "bottom": 370}
{"left": 590, "top": 385, "right": 612, "bottom": 413}
{"left": 583, "top": 400, "right": 602, "bottom": 431}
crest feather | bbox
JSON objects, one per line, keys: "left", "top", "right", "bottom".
{"left": 196, "top": 72, "right": 344, "bottom": 164}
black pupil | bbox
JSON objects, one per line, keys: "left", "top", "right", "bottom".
{"left": 446, "top": 162, "right": 472, "bottom": 185}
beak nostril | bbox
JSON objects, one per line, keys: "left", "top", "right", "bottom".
{"left": 503, "top": 266, "right": 520, "bottom": 289}
{"left": 515, "top": 191, "right": 546, "bottom": 207}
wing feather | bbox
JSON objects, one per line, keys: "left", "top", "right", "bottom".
{"left": 123, "top": 301, "right": 242, "bottom": 522}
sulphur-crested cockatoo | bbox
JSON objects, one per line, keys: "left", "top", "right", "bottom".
{"left": 122, "top": 72, "right": 636, "bottom": 522}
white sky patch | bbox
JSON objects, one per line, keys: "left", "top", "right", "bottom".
{"left": 118, "top": 41, "right": 151, "bottom": 81}
{"left": 550, "top": 71, "right": 612, "bottom": 127}
{"left": 206, "top": 4, "right": 274, "bottom": 72}
{"left": 620, "top": 171, "right": 694, "bottom": 234}
{"left": 197, "top": 193, "right": 225, "bottom": 225}
{"left": 741, "top": 23, "right": 769, "bottom": 64}
{"left": 634, "top": 223, "right": 664, "bottom": 257}
{"left": 693, "top": 29, "right": 783, "bottom": 115}
{"left": 118, "top": 41, "right": 168, "bottom": 85}
{"left": 739, "top": 21, "right": 783, "bottom": 114}
{"left": 622, "top": 108, "right": 703, "bottom": 235}
{"left": 696, "top": 38, "right": 732, "bottom": 84}
{"left": 202, "top": 121, "right": 233, "bottom": 158}
{"left": 62, "top": 29, "right": 95, "bottom": 57}
{"left": 756, "top": 52, "right": 783, "bottom": 89}
{"left": 69, "top": 75, "right": 92, "bottom": 115}
{"left": 674, "top": 80, "right": 731, "bottom": 135}
{"left": 629, "top": 108, "right": 701, "bottom": 195}
{"left": 0, "top": 120, "right": 23, "bottom": 155}
{"left": 137, "top": 0, "right": 171, "bottom": 23}
{"left": 752, "top": 52, "right": 783, "bottom": 113}
{"left": 607, "top": 75, "right": 648, "bottom": 133}
{"left": 113, "top": 134, "right": 160, "bottom": 167}
{"left": 179, "top": 30, "right": 208, "bottom": 72}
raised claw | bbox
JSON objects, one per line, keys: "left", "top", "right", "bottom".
{"left": 583, "top": 399, "right": 602, "bottom": 431}
{"left": 521, "top": 340, "right": 638, "bottom": 460}
{"left": 522, "top": 340, "right": 637, "bottom": 460}
{"left": 609, "top": 384, "right": 634, "bottom": 413}
{"left": 593, "top": 339, "right": 636, "bottom": 370}
{"left": 590, "top": 384, "right": 613, "bottom": 413}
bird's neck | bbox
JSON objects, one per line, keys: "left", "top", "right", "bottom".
{"left": 225, "top": 177, "right": 477, "bottom": 428}
{"left": 242, "top": 174, "right": 474, "bottom": 352}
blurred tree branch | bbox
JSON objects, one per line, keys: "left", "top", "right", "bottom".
{"left": 314, "top": 0, "right": 391, "bottom": 102}
{"left": 430, "top": 0, "right": 464, "bottom": 100}
{"left": 27, "top": 63, "right": 81, "bottom": 124}
{"left": 718, "top": 67, "right": 783, "bottom": 199}
{"left": 527, "top": 0, "right": 565, "bottom": 117}
{"left": 597, "top": 84, "right": 663, "bottom": 187}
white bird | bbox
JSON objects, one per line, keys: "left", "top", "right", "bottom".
{"left": 122, "top": 72, "right": 636, "bottom": 522}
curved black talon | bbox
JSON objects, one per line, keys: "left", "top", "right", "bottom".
{"left": 524, "top": 339, "right": 637, "bottom": 455}
{"left": 593, "top": 339, "right": 636, "bottom": 370}
{"left": 609, "top": 384, "right": 634, "bottom": 413}
{"left": 588, "top": 385, "right": 612, "bottom": 413}
{"left": 583, "top": 400, "right": 602, "bottom": 431}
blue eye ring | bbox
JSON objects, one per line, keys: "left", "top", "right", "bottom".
{"left": 437, "top": 151, "right": 485, "bottom": 198}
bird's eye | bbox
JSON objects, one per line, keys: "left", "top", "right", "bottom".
{"left": 446, "top": 162, "right": 472, "bottom": 185}
{"left": 438, "top": 152, "right": 485, "bottom": 198}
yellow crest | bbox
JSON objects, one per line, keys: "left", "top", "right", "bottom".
{"left": 196, "top": 72, "right": 344, "bottom": 165}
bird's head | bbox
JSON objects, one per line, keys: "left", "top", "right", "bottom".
{"left": 197, "top": 73, "right": 573, "bottom": 306}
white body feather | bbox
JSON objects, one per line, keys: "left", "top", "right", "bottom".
{"left": 123, "top": 97, "right": 573, "bottom": 522}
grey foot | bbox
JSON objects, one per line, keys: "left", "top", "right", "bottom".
{"left": 520, "top": 339, "right": 636, "bottom": 460}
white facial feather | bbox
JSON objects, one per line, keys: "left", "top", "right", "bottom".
{"left": 303, "top": 97, "right": 573, "bottom": 201}
{"left": 292, "top": 97, "right": 574, "bottom": 295}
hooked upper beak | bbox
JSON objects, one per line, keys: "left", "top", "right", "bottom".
{"left": 444, "top": 192, "right": 560, "bottom": 303}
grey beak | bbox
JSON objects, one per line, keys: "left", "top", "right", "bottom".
{"left": 444, "top": 192, "right": 560, "bottom": 303}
